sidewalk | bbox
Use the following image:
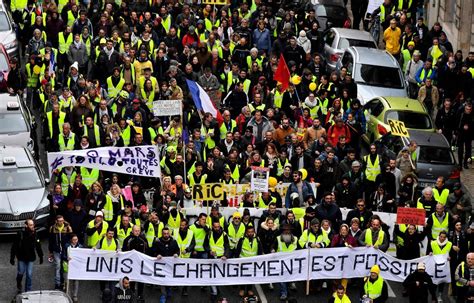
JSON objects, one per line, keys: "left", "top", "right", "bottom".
{"left": 461, "top": 168, "right": 474, "bottom": 199}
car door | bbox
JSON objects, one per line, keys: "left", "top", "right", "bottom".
{"left": 323, "top": 29, "right": 338, "bottom": 68}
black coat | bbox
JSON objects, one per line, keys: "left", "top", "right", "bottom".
{"left": 402, "top": 271, "right": 436, "bottom": 301}
{"left": 11, "top": 229, "right": 44, "bottom": 262}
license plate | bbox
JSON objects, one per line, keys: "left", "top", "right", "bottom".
{"left": 7, "top": 221, "right": 24, "bottom": 228}
{"left": 419, "top": 182, "right": 434, "bottom": 188}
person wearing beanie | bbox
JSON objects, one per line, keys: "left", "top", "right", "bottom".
{"left": 297, "top": 30, "right": 311, "bottom": 58}
{"left": 402, "top": 262, "right": 436, "bottom": 303}
{"left": 360, "top": 265, "right": 389, "bottom": 303}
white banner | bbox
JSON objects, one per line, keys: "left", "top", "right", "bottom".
{"left": 250, "top": 166, "right": 269, "bottom": 193}
{"left": 47, "top": 146, "right": 161, "bottom": 178}
{"left": 69, "top": 247, "right": 450, "bottom": 285}
{"left": 153, "top": 100, "right": 182, "bottom": 117}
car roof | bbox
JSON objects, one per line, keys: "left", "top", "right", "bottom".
{"left": 0, "top": 95, "right": 24, "bottom": 113}
{"left": 401, "top": 130, "right": 450, "bottom": 147}
{"left": 331, "top": 28, "right": 374, "bottom": 41}
{"left": 380, "top": 97, "right": 427, "bottom": 112}
{"left": 16, "top": 291, "right": 72, "bottom": 303}
{"left": 0, "top": 146, "right": 33, "bottom": 168}
{"left": 349, "top": 47, "right": 399, "bottom": 67}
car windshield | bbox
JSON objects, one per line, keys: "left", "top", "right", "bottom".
{"left": 385, "top": 111, "right": 432, "bottom": 129}
{"left": 0, "top": 167, "right": 42, "bottom": 191}
{"left": 0, "top": 12, "right": 10, "bottom": 31}
{"left": 0, "top": 113, "right": 27, "bottom": 133}
{"left": 357, "top": 64, "right": 403, "bottom": 88}
{"left": 418, "top": 146, "right": 454, "bottom": 164}
{"left": 338, "top": 38, "right": 376, "bottom": 49}
{"left": 0, "top": 51, "right": 9, "bottom": 71}
{"left": 315, "top": 4, "right": 345, "bottom": 17}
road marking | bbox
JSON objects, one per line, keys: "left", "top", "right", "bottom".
{"left": 255, "top": 284, "right": 267, "bottom": 303}
{"left": 387, "top": 282, "right": 396, "bottom": 297}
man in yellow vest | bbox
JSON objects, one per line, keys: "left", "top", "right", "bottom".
{"left": 95, "top": 227, "right": 118, "bottom": 293}
{"left": 174, "top": 219, "right": 195, "bottom": 296}
{"left": 85, "top": 211, "right": 109, "bottom": 248}
{"left": 225, "top": 212, "right": 245, "bottom": 256}
{"left": 364, "top": 144, "right": 381, "bottom": 200}
{"left": 219, "top": 110, "right": 237, "bottom": 140}
{"left": 272, "top": 225, "right": 299, "bottom": 301}
{"left": 433, "top": 177, "right": 450, "bottom": 206}
{"left": 143, "top": 212, "right": 164, "bottom": 248}
{"left": 82, "top": 116, "right": 102, "bottom": 148}
{"left": 454, "top": 253, "right": 474, "bottom": 302}
{"left": 208, "top": 220, "right": 230, "bottom": 302}
{"left": 329, "top": 284, "right": 351, "bottom": 303}
{"left": 114, "top": 214, "right": 134, "bottom": 248}
{"left": 188, "top": 161, "right": 208, "bottom": 187}
{"left": 235, "top": 225, "right": 263, "bottom": 297}
{"left": 58, "top": 26, "right": 73, "bottom": 70}
{"left": 298, "top": 218, "right": 330, "bottom": 248}
{"left": 358, "top": 217, "right": 389, "bottom": 252}
{"left": 426, "top": 203, "right": 452, "bottom": 241}
{"left": 45, "top": 103, "right": 67, "bottom": 152}
{"left": 360, "top": 265, "right": 388, "bottom": 302}
{"left": 190, "top": 213, "right": 210, "bottom": 259}
{"left": 57, "top": 123, "right": 77, "bottom": 151}
{"left": 106, "top": 67, "right": 125, "bottom": 99}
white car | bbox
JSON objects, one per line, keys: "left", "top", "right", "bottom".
{"left": 336, "top": 46, "right": 408, "bottom": 104}
{"left": 0, "top": 1, "right": 18, "bottom": 57}
{"left": 0, "top": 95, "right": 36, "bottom": 156}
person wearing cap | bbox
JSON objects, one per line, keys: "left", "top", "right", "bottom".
{"left": 358, "top": 217, "right": 389, "bottom": 252}
{"left": 85, "top": 211, "right": 109, "bottom": 248}
{"left": 447, "top": 182, "right": 472, "bottom": 224}
{"left": 455, "top": 253, "right": 474, "bottom": 302}
{"left": 405, "top": 49, "right": 424, "bottom": 98}
{"left": 299, "top": 218, "right": 329, "bottom": 248}
{"left": 146, "top": 117, "right": 164, "bottom": 144}
{"left": 400, "top": 39, "right": 416, "bottom": 72}
{"left": 272, "top": 225, "right": 299, "bottom": 300}
{"left": 225, "top": 212, "right": 245, "bottom": 256}
{"left": 160, "top": 145, "right": 177, "bottom": 175}
{"left": 360, "top": 265, "right": 388, "bottom": 303}
{"left": 133, "top": 49, "right": 154, "bottom": 82}
{"left": 402, "top": 262, "right": 436, "bottom": 303}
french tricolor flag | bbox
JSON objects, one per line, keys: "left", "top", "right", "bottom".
{"left": 186, "top": 79, "right": 223, "bottom": 125}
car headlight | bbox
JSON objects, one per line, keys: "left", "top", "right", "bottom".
{"left": 4, "top": 40, "right": 17, "bottom": 50}
{"left": 35, "top": 202, "right": 49, "bottom": 216}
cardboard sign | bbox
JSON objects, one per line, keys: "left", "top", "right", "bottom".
{"left": 250, "top": 166, "right": 270, "bottom": 193}
{"left": 202, "top": 0, "right": 229, "bottom": 5}
{"left": 396, "top": 207, "right": 426, "bottom": 226}
{"left": 153, "top": 100, "right": 182, "bottom": 117}
{"left": 388, "top": 119, "right": 409, "bottom": 137}
{"left": 192, "top": 183, "right": 224, "bottom": 201}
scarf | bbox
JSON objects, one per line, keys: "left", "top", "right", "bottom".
{"left": 73, "top": 41, "right": 81, "bottom": 48}
{"left": 436, "top": 237, "right": 448, "bottom": 247}
{"left": 103, "top": 46, "right": 114, "bottom": 60}
{"left": 52, "top": 193, "right": 63, "bottom": 205}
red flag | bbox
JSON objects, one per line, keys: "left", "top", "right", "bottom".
{"left": 273, "top": 54, "right": 291, "bottom": 91}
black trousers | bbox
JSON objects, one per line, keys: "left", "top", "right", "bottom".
{"left": 458, "top": 137, "right": 472, "bottom": 165}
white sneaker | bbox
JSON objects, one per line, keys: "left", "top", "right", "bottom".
{"left": 289, "top": 282, "right": 296, "bottom": 290}
{"left": 268, "top": 283, "right": 274, "bottom": 290}
{"left": 322, "top": 282, "right": 327, "bottom": 289}
{"left": 437, "top": 294, "right": 443, "bottom": 303}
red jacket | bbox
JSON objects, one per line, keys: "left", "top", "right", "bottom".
{"left": 327, "top": 124, "right": 351, "bottom": 147}
{"left": 330, "top": 234, "right": 358, "bottom": 248}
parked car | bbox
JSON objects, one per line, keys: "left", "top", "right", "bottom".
{"left": 307, "top": 0, "right": 351, "bottom": 32}
{"left": 0, "top": 95, "right": 37, "bottom": 157}
{"left": 0, "top": 146, "right": 49, "bottom": 234}
{"left": 375, "top": 130, "right": 460, "bottom": 189}
{"left": 364, "top": 96, "right": 434, "bottom": 143}
{"left": 336, "top": 47, "right": 408, "bottom": 104}
{"left": 0, "top": 1, "right": 18, "bottom": 58}
{"left": 15, "top": 290, "right": 73, "bottom": 303}
{"left": 323, "top": 28, "right": 377, "bottom": 71}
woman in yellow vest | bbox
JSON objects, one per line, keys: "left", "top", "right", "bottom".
{"left": 428, "top": 231, "right": 452, "bottom": 299}
{"left": 103, "top": 184, "right": 126, "bottom": 226}
{"left": 141, "top": 78, "right": 155, "bottom": 111}
{"left": 361, "top": 265, "right": 388, "bottom": 302}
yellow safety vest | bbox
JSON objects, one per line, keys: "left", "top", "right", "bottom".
{"left": 26, "top": 63, "right": 39, "bottom": 88}
{"left": 246, "top": 56, "right": 263, "bottom": 70}
{"left": 79, "top": 167, "right": 99, "bottom": 189}
{"left": 190, "top": 224, "right": 207, "bottom": 252}
{"left": 176, "top": 229, "right": 194, "bottom": 258}
{"left": 58, "top": 134, "right": 75, "bottom": 151}
{"left": 99, "top": 237, "right": 117, "bottom": 251}
{"left": 145, "top": 221, "right": 164, "bottom": 247}
{"left": 121, "top": 126, "right": 131, "bottom": 146}
{"left": 257, "top": 196, "right": 276, "bottom": 209}
{"left": 364, "top": 277, "right": 384, "bottom": 299}
{"left": 60, "top": 170, "right": 77, "bottom": 196}
{"left": 276, "top": 235, "right": 298, "bottom": 252}
{"left": 188, "top": 173, "right": 207, "bottom": 187}
{"left": 138, "top": 76, "right": 158, "bottom": 92}
{"left": 86, "top": 220, "right": 109, "bottom": 248}
{"left": 162, "top": 15, "right": 172, "bottom": 33}
{"left": 333, "top": 293, "right": 352, "bottom": 303}
{"left": 103, "top": 194, "right": 124, "bottom": 222}
{"left": 167, "top": 213, "right": 181, "bottom": 233}
{"left": 107, "top": 76, "right": 125, "bottom": 99}
{"left": 240, "top": 237, "right": 259, "bottom": 257}
{"left": 298, "top": 229, "right": 329, "bottom": 248}
{"left": 365, "top": 230, "right": 384, "bottom": 247}
{"left": 433, "top": 188, "right": 449, "bottom": 206}
{"left": 396, "top": 224, "right": 407, "bottom": 246}
{"left": 46, "top": 111, "right": 66, "bottom": 138}
{"left": 364, "top": 155, "right": 381, "bottom": 182}
{"left": 227, "top": 223, "right": 245, "bottom": 249}
{"left": 430, "top": 240, "right": 452, "bottom": 255}
{"left": 116, "top": 224, "right": 134, "bottom": 247}
{"left": 141, "top": 89, "right": 155, "bottom": 110}
{"left": 67, "top": 10, "right": 76, "bottom": 27}
{"left": 83, "top": 124, "right": 101, "bottom": 147}
{"left": 209, "top": 232, "right": 226, "bottom": 257}
{"left": 219, "top": 120, "right": 237, "bottom": 139}
{"left": 206, "top": 216, "right": 225, "bottom": 229}
{"left": 456, "top": 262, "right": 468, "bottom": 287}
{"left": 273, "top": 89, "right": 283, "bottom": 109}
{"left": 431, "top": 213, "right": 450, "bottom": 240}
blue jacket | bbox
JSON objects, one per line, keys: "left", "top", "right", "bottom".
{"left": 285, "top": 181, "right": 315, "bottom": 208}
{"left": 252, "top": 28, "right": 272, "bottom": 52}
{"left": 415, "top": 67, "right": 437, "bottom": 84}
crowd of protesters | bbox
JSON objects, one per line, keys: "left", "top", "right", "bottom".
{"left": 5, "top": 0, "right": 474, "bottom": 302}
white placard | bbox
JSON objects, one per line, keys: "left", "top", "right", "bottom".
{"left": 47, "top": 146, "right": 161, "bottom": 177}
{"left": 153, "top": 100, "right": 182, "bottom": 116}
{"left": 250, "top": 166, "right": 269, "bottom": 193}
{"left": 68, "top": 247, "right": 450, "bottom": 285}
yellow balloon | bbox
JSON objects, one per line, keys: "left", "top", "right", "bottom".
{"left": 291, "top": 75, "right": 301, "bottom": 85}
{"left": 268, "top": 177, "right": 278, "bottom": 188}
{"left": 33, "top": 65, "right": 41, "bottom": 75}
{"left": 309, "top": 82, "right": 317, "bottom": 91}
{"left": 299, "top": 168, "right": 308, "bottom": 181}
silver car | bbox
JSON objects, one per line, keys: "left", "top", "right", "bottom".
{"left": 0, "top": 1, "right": 17, "bottom": 58}
{"left": 323, "top": 28, "right": 377, "bottom": 71}
{"left": 0, "top": 95, "right": 36, "bottom": 156}
{"left": 376, "top": 130, "right": 460, "bottom": 189}
{"left": 0, "top": 146, "right": 49, "bottom": 234}
{"left": 15, "top": 291, "right": 73, "bottom": 302}
{"left": 336, "top": 46, "right": 408, "bottom": 104}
